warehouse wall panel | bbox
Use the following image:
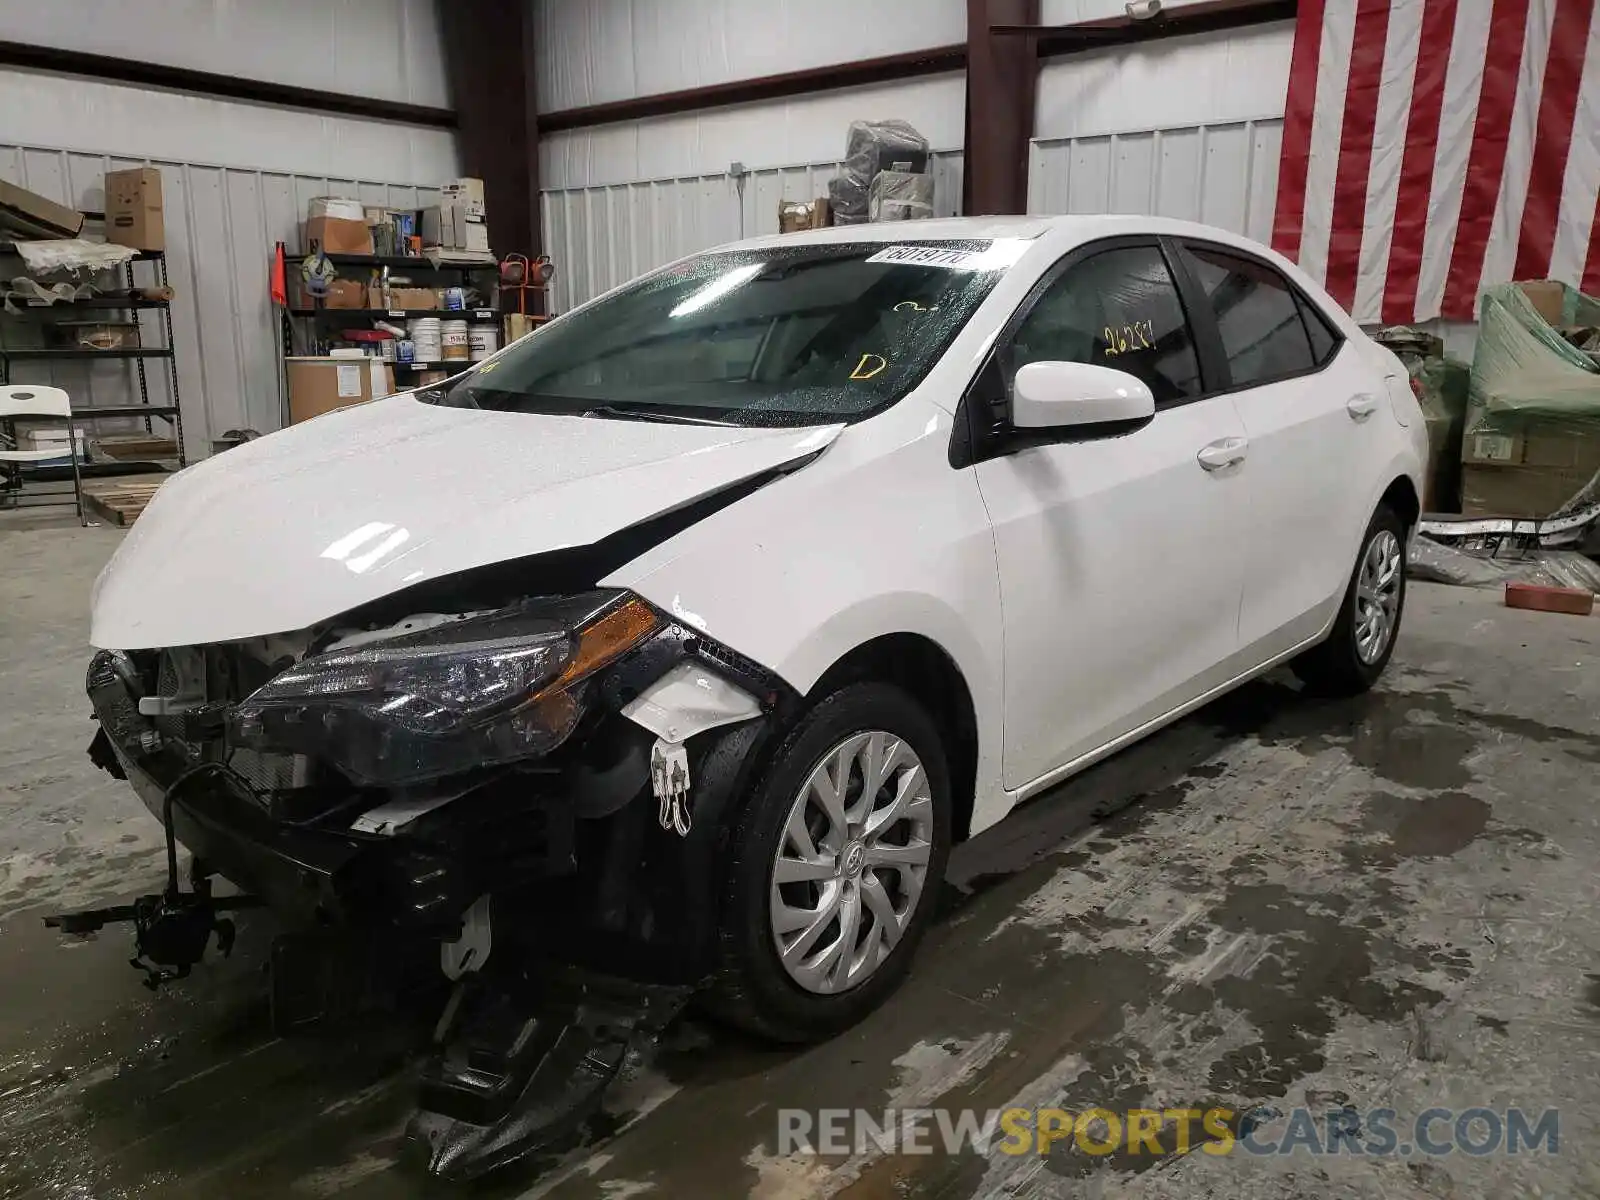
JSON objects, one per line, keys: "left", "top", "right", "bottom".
{"left": 1034, "top": 23, "right": 1293, "bottom": 142}
{"left": 542, "top": 152, "right": 965, "bottom": 311}
{"left": 535, "top": 0, "right": 967, "bottom": 111}
{"left": 1028, "top": 120, "right": 1284, "bottom": 246}
{"left": 0, "top": 68, "right": 456, "bottom": 181}
{"left": 540, "top": 74, "right": 968, "bottom": 191}
{"left": 0, "top": 140, "right": 442, "bottom": 459}
{"left": 0, "top": 0, "right": 448, "bottom": 107}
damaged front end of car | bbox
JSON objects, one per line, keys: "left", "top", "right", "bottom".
{"left": 68, "top": 582, "right": 795, "bottom": 1179}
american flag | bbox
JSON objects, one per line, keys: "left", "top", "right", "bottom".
{"left": 1272, "top": 0, "right": 1600, "bottom": 325}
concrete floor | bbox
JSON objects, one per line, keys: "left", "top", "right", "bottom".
{"left": 3, "top": 522, "right": 1600, "bottom": 1200}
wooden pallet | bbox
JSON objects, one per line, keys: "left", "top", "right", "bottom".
{"left": 84, "top": 480, "right": 164, "bottom": 526}
{"left": 93, "top": 433, "right": 178, "bottom": 460}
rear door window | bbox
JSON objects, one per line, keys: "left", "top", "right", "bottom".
{"left": 1178, "top": 245, "right": 1321, "bottom": 388}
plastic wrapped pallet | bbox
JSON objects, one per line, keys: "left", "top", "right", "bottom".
{"left": 1414, "top": 355, "right": 1470, "bottom": 511}
{"left": 1373, "top": 325, "right": 1468, "bottom": 508}
{"left": 868, "top": 171, "right": 934, "bottom": 222}
{"left": 844, "top": 120, "right": 930, "bottom": 181}
{"left": 1460, "top": 281, "right": 1600, "bottom": 517}
{"left": 828, "top": 174, "right": 867, "bottom": 222}
{"left": 829, "top": 120, "right": 930, "bottom": 225}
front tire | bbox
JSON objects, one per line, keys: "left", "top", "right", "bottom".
{"left": 1292, "top": 503, "right": 1407, "bottom": 696}
{"left": 707, "top": 682, "right": 952, "bottom": 1043}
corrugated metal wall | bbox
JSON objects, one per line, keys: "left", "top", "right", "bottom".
{"left": 542, "top": 152, "right": 965, "bottom": 311}
{"left": 0, "top": 143, "right": 441, "bottom": 458}
{"left": 0, "top": 0, "right": 448, "bottom": 107}
{"left": 1028, "top": 119, "right": 1284, "bottom": 244}
{"left": 535, "top": 0, "right": 966, "bottom": 111}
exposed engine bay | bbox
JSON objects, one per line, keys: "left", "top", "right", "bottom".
{"left": 65, "top": 584, "right": 794, "bottom": 1179}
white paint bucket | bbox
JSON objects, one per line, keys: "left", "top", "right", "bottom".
{"left": 408, "top": 317, "right": 442, "bottom": 363}
{"left": 468, "top": 323, "right": 500, "bottom": 361}
{"left": 441, "top": 318, "right": 470, "bottom": 361}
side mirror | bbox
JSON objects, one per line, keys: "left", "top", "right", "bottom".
{"left": 1012, "top": 361, "right": 1156, "bottom": 431}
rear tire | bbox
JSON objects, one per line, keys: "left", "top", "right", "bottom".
{"left": 706, "top": 682, "right": 952, "bottom": 1044}
{"left": 1292, "top": 504, "right": 1407, "bottom": 696}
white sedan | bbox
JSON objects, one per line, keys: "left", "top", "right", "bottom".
{"left": 82, "top": 215, "right": 1423, "bottom": 1175}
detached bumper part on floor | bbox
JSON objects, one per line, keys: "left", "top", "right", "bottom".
{"left": 410, "top": 971, "right": 693, "bottom": 1180}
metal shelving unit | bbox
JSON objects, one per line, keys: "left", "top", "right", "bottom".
{"left": 279, "top": 248, "right": 499, "bottom": 418}
{"left": 0, "top": 244, "right": 186, "bottom": 470}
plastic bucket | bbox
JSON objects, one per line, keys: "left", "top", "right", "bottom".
{"left": 468, "top": 323, "right": 500, "bottom": 361}
{"left": 441, "top": 319, "right": 470, "bottom": 361}
{"left": 408, "top": 317, "right": 442, "bottom": 363}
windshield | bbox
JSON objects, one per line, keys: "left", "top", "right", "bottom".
{"left": 436, "top": 240, "right": 1020, "bottom": 427}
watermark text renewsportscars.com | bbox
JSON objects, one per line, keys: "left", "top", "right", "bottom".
{"left": 777, "top": 1105, "right": 1559, "bottom": 1159}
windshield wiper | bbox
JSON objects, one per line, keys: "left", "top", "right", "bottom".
{"left": 582, "top": 403, "right": 740, "bottom": 427}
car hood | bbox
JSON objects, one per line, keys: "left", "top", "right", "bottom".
{"left": 91, "top": 395, "right": 843, "bottom": 649}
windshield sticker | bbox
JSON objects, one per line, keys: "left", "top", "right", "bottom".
{"left": 850, "top": 353, "right": 888, "bottom": 380}
{"left": 865, "top": 245, "right": 987, "bottom": 270}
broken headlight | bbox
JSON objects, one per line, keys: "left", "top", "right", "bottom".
{"left": 228, "top": 592, "right": 660, "bottom": 787}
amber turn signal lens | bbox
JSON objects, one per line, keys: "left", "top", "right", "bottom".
{"left": 533, "top": 596, "right": 660, "bottom": 698}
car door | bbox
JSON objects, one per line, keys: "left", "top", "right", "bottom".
{"left": 968, "top": 240, "right": 1251, "bottom": 792}
{"left": 1171, "top": 241, "right": 1382, "bottom": 660}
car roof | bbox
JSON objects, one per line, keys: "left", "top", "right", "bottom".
{"left": 717, "top": 214, "right": 1265, "bottom": 254}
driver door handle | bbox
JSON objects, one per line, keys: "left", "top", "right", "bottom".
{"left": 1347, "top": 393, "right": 1380, "bottom": 420}
{"left": 1197, "top": 436, "right": 1249, "bottom": 472}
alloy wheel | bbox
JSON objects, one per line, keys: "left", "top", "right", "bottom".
{"left": 1355, "top": 528, "right": 1403, "bottom": 664}
{"left": 768, "top": 730, "right": 934, "bottom": 995}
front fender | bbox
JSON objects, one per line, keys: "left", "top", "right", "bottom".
{"left": 605, "top": 400, "right": 1009, "bottom": 832}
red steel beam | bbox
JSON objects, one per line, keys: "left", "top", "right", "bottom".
{"left": 965, "top": 0, "right": 1041, "bottom": 215}
{"left": 437, "top": 0, "right": 542, "bottom": 260}
{"left": 535, "top": 45, "right": 968, "bottom": 135}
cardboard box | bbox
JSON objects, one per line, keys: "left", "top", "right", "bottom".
{"left": 0, "top": 179, "right": 83, "bottom": 238}
{"left": 1459, "top": 415, "right": 1600, "bottom": 517}
{"left": 421, "top": 203, "right": 489, "bottom": 252}
{"left": 366, "top": 285, "right": 440, "bottom": 311}
{"left": 778, "top": 198, "right": 831, "bottom": 234}
{"left": 286, "top": 356, "right": 391, "bottom": 424}
{"left": 323, "top": 279, "right": 367, "bottom": 309}
{"left": 16, "top": 424, "right": 87, "bottom": 457}
{"left": 104, "top": 167, "right": 163, "bottom": 251}
{"left": 1460, "top": 464, "right": 1593, "bottom": 518}
{"left": 1517, "top": 280, "right": 1567, "bottom": 327}
{"left": 308, "top": 197, "right": 366, "bottom": 221}
{"left": 505, "top": 313, "right": 542, "bottom": 343}
{"left": 442, "top": 177, "right": 485, "bottom": 207}
{"left": 306, "top": 214, "right": 374, "bottom": 256}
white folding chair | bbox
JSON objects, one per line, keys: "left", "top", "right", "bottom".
{"left": 0, "top": 384, "right": 85, "bottom": 524}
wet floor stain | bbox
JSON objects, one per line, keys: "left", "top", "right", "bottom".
{"left": 1351, "top": 790, "right": 1493, "bottom": 862}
